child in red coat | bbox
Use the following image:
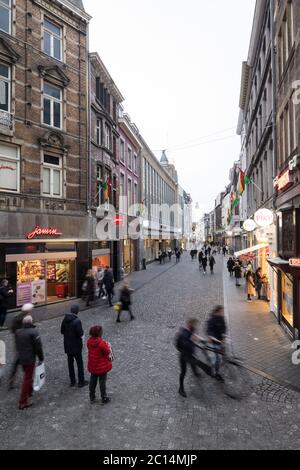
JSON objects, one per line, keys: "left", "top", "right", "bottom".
{"left": 87, "top": 325, "right": 113, "bottom": 404}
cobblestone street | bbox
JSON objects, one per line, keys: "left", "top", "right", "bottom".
{"left": 1, "top": 254, "right": 300, "bottom": 450}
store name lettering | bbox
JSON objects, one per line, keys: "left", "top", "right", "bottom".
{"left": 27, "top": 227, "right": 63, "bottom": 240}
{"left": 289, "top": 259, "right": 300, "bottom": 268}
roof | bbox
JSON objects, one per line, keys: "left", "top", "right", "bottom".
{"left": 69, "top": 0, "right": 84, "bottom": 10}
{"left": 160, "top": 150, "right": 169, "bottom": 165}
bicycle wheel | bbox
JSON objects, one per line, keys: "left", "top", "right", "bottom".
{"left": 221, "top": 361, "right": 252, "bottom": 400}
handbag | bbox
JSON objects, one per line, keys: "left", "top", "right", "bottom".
{"left": 33, "top": 363, "right": 46, "bottom": 392}
{"left": 107, "top": 342, "right": 115, "bottom": 362}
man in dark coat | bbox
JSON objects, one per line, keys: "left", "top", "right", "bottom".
{"left": 202, "top": 256, "right": 208, "bottom": 274}
{"left": 209, "top": 255, "right": 216, "bottom": 274}
{"left": 227, "top": 257, "right": 235, "bottom": 277}
{"left": 103, "top": 267, "right": 115, "bottom": 307}
{"left": 15, "top": 315, "right": 44, "bottom": 409}
{"left": 61, "top": 305, "right": 88, "bottom": 388}
{"left": 233, "top": 262, "right": 242, "bottom": 286}
{"left": 0, "top": 279, "right": 13, "bottom": 328}
{"left": 117, "top": 281, "right": 135, "bottom": 323}
{"left": 206, "top": 306, "right": 227, "bottom": 380}
{"left": 175, "top": 319, "right": 211, "bottom": 398}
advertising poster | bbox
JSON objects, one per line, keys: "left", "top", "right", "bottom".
{"left": 31, "top": 280, "right": 46, "bottom": 305}
{"left": 17, "top": 282, "right": 32, "bottom": 307}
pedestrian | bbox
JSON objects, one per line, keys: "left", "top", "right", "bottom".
{"left": 88, "top": 325, "right": 112, "bottom": 404}
{"left": 60, "top": 304, "right": 88, "bottom": 388}
{"left": 116, "top": 281, "right": 135, "bottom": 323}
{"left": 168, "top": 249, "right": 172, "bottom": 262}
{"left": 233, "top": 261, "right": 242, "bottom": 286}
{"left": 206, "top": 305, "right": 227, "bottom": 380}
{"left": 246, "top": 270, "right": 256, "bottom": 302}
{"left": 85, "top": 269, "right": 95, "bottom": 307}
{"left": 0, "top": 279, "right": 13, "bottom": 328}
{"left": 96, "top": 267, "right": 105, "bottom": 299}
{"left": 162, "top": 251, "right": 167, "bottom": 264}
{"left": 190, "top": 250, "right": 194, "bottom": 262}
{"left": 202, "top": 256, "right": 208, "bottom": 274}
{"left": 222, "top": 246, "right": 227, "bottom": 257}
{"left": 158, "top": 250, "right": 163, "bottom": 265}
{"left": 198, "top": 250, "right": 203, "bottom": 270}
{"left": 103, "top": 267, "right": 115, "bottom": 307}
{"left": 8, "top": 303, "right": 34, "bottom": 391}
{"left": 254, "top": 268, "right": 264, "bottom": 300}
{"left": 175, "top": 318, "right": 209, "bottom": 398}
{"left": 15, "top": 315, "right": 44, "bottom": 410}
{"left": 209, "top": 255, "right": 216, "bottom": 274}
{"left": 176, "top": 250, "right": 181, "bottom": 263}
{"left": 227, "top": 257, "right": 235, "bottom": 277}
{"left": 207, "top": 245, "right": 212, "bottom": 258}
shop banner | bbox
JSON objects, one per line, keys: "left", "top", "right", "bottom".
{"left": 17, "top": 282, "right": 32, "bottom": 307}
{"left": 31, "top": 280, "right": 46, "bottom": 305}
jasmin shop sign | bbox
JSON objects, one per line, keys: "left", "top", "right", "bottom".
{"left": 26, "top": 227, "right": 63, "bottom": 240}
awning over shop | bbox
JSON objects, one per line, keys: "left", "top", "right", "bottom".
{"left": 267, "top": 257, "right": 300, "bottom": 279}
{"left": 234, "top": 244, "right": 269, "bottom": 258}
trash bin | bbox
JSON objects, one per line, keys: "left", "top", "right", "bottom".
{"left": 56, "top": 284, "right": 68, "bottom": 298}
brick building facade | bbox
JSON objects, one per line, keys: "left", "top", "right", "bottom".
{"left": 0, "top": 0, "right": 92, "bottom": 309}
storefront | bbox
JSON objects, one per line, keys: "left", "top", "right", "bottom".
{"left": 92, "top": 242, "right": 111, "bottom": 273}
{"left": 4, "top": 244, "right": 77, "bottom": 308}
{"left": 121, "top": 239, "right": 137, "bottom": 274}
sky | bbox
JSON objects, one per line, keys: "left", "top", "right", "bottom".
{"left": 84, "top": 0, "right": 256, "bottom": 217}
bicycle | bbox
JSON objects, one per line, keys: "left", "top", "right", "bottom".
{"left": 193, "top": 337, "right": 252, "bottom": 400}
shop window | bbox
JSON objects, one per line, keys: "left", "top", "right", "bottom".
{"left": 0, "top": 63, "right": 10, "bottom": 113}
{"left": 281, "top": 273, "right": 294, "bottom": 328}
{"left": 0, "top": 0, "right": 11, "bottom": 34}
{"left": 0, "top": 143, "right": 20, "bottom": 193}
{"left": 43, "top": 82, "right": 62, "bottom": 129}
{"left": 42, "top": 154, "right": 62, "bottom": 198}
{"left": 43, "top": 18, "right": 62, "bottom": 61}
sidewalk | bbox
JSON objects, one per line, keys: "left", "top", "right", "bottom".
{"left": 224, "top": 259, "right": 300, "bottom": 390}
{"left": 3, "top": 258, "right": 178, "bottom": 329}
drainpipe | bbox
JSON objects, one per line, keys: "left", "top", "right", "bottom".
{"left": 270, "top": 0, "right": 277, "bottom": 183}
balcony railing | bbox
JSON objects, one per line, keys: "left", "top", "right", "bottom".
{"left": 0, "top": 111, "right": 14, "bottom": 133}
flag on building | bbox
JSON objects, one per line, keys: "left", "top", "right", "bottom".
{"left": 102, "top": 175, "right": 111, "bottom": 201}
{"left": 239, "top": 170, "right": 250, "bottom": 195}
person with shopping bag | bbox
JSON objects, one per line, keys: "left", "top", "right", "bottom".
{"left": 15, "top": 315, "right": 44, "bottom": 410}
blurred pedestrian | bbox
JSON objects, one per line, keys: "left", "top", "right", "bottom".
{"left": 61, "top": 305, "right": 88, "bottom": 388}
{"left": 176, "top": 250, "right": 181, "bottom": 263}
{"left": 209, "top": 255, "right": 216, "bottom": 274}
{"left": 254, "top": 268, "right": 264, "bottom": 300}
{"left": 85, "top": 269, "right": 95, "bottom": 307}
{"left": 227, "top": 257, "right": 235, "bottom": 277}
{"left": 175, "top": 319, "right": 209, "bottom": 398}
{"left": 222, "top": 246, "right": 227, "bottom": 257}
{"left": 246, "top": 271, "right": 256, "bottom": 302}
{"left": 88, "top": 325, "right": 112, "bottom": 404}
{"left": 0, "top": 279, "right": 13, "bottom": 328}
{"left": 117, "top": 281, "right": 135, "bottom": 323}
{"left": 233, "top": 262, "right": 242, "bottom": 286}
{"left": 96, "top": 267, "right": 105, "bottom": 299}
{"left": 202, "top": 256, "right": 208, "bottom": 275}
{"left": 8, "top": 303, "right": 34, "bottom": 391}
{"left": 168, "top": 249, "right": 172, "bottom": 262}
{"left": 15, "top": 315, "right": 44, "bottom": 410}
{"left": 103, "top": 267, "right": 115, "bottom": 307}
{"left": 206, "top": 305, "right": 227, "bottom": 380}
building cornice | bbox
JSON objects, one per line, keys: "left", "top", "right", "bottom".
{"left": 89, "top": 53, "right": 124, "bottom": 103}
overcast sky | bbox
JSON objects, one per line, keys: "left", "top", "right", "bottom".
{"left": 84, "top": 0, "right": 256, "bottom": 217}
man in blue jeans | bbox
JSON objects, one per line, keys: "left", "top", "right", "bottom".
{"left": 61, "top": 305, "right": 88, "bottom": 388}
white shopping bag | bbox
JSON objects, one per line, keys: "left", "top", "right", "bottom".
{"left": 33, "top": 363, "right": 46, "bottom": 392}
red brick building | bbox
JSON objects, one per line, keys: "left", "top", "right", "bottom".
{"left": 0, "top": 0, "right": 92, "bottom": 308}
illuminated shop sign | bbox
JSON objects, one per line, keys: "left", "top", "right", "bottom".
{"left": 274, "top": 169, "right": 293, "bottom": 192}
{"left": 289, "top": 259, "right": 300, "bottom": 268}
{"left": 243, "top": 219, "right": 256, "bottom": 232}
{"left": 254, "top": 209, "right": 274, "bottom": 228}
{"left": 26, "top": 227, "right": 63, "bottom": 240}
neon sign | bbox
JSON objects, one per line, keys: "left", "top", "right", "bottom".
{"left": 27, "top": 227, "right": 63, "bottom": 240}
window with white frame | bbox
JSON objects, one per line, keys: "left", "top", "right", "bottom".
{"left": 0, "top": 0, "right": 11, "bottom": 34}
{"left": 96, "top": 164, "right": 103, "bottom": 206}
{"left": 43, "top": 82, "right": 62, "bottom": 129}
{"left": 42, "top": 154, "right": 62, "bottom": 197}
{"left": 0, "top": 63, "right": 10, "bottom": 113}
{"left": 104, "top": 123, "right": 111, "bottom": 150}
{"left": 0, "top": 143, "right": 19, "bottom": 192}
{"left": 120, "top": 139, "right": 125, "bottom": 163}
{"left": 128, "top": 147, "right": 132, "bottom": 170}
{"left": 43, "top": 18, "right": 62, "bottom": 61}
{"left": 95, "top": 118, "right": 102, "bottom": 145}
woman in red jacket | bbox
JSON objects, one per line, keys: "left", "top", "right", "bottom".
{"left": 87, "top": 325, "right": 112, "bottom": 404}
